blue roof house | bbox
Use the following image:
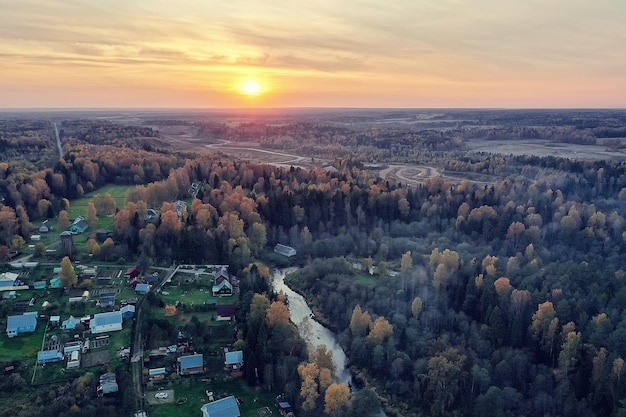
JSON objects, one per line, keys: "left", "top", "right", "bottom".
{"left": 50, "top": 276, "right": 61, "bottom": 288}
{"left": 62, "top": 315, "right": 79, "bottom": 331}
{"left": 201, "top": 396, "right": 241, "bottom": 417}
{"left": 6, "top": 313, "right": 37, "bottom": 338}
{"left": 121, "top": 304, "right": 135, "bottom": 318}
{"left": 178, "top": 353, "right": 204, "bottom": 375}
{"left": 37, "top": 349, "right": 63, "bottom": 364}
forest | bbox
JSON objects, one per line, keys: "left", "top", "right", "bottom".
{"left": 2, "top": 110, "right": 626, "bottom": 416}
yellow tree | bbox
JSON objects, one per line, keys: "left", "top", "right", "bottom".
{"left": 531, "top": 301, "right": 559, "bottom": 357}
{"left": 298, "top": 362, "right": 320, "bottom": 411}
{"left": 86, "top": 202, "right": 98, "bottom": 231}
{"left": 85, "top": 238, "right": 101, "bottom": 257}
{"left": 310, "top": 344, "right": 335, "bottom": 376}
{"left": 411, "top": 296, "right": 423, "bottom": 319}
{"left": 401, "top": 250, "right": 413, "bottom": 272}
{"left": 60, "top": 256, "right": 77, "bottom": 288}
{"left": 367, "top": 316, "right": 394, "bottom": 344}
{"left": 57, "top": 210, "right": 71, "bottom": 230}
{"left": 267, "top": 300, "right": 290, "bottom": 328}
{"left": 324, "top": 383, "right": 351, "bottom": 416}
{"left": 349, "top": 305, "right": 371, "bottom": 337}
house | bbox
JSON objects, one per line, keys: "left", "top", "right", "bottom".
{"left": 50, "top": 276, "right": 61, "bottom": 288}
{"left": 31, "top": 234, "right": 41, "bottom": 242}
{"left": 90, "top": 311, "right": 123, "bottom": 334}
{"left": 129, "top": 277, "right": 143, "bottom": 289}
{"left": 0, "top": 272, "right": 19, "bottom": 289}
{"left": 216, "top": 304, "right": 236, "bottom": 321}
{"left": 64, "top": 341, "right": 82, "bottom": 355}
{"left": 135, "top": 283, "right": 150, "bottom": 294}
{"left": 39, "top": 219, "right": 52, "bottom": 233}
{"left": 121, "top": 304, "right": 135, "bottom": 318}
{"left": 6, "top": 313, "right": 37, "bottom": 337}
{"left": 67, "top": 350, "right": 80, "bottom": 368}
{"left": 49, "top": 316, "right": 60, "bottom": 326}
{"left": 212, "top": 280, "right": 233, "bottom": 297}
{"left": 37, "top": 349, "right": 63, "bottom": 364}
{"left": 125, "top": 266, "right": 140, "bottom": 280}
{"left": 178, "top": 353, "right": 204, "bottom": 375}
{"left": 274, "top": 243, "right": 296, "bottom": 257}
{"left": 62, "top": 315, "right": 79, "bottom": 331}
{"left": 143, "top": 275, "right": 160, "bottom": 285}
{"left": 99, "top": 292, "right": 116, "bottom": 308}
{"left": 224, "top": 350, "right": 243, "bottom": 375}
{"left": 200, "top": 395, "right": 241, "bottom": 417}
{"left": 214, "top": 267, "right": 230, "bottom": 285}
{"left": 69, "top": 216, "right": 88, "bottom": 234}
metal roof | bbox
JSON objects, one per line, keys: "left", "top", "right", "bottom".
{"left": 178, "top": 353, "right": 203, "bottom": 369}
{"left": 225, "top": 351, "right": 243, "bottom": 365}
{"left": 92, "top": 311, "right": 122, "bottom": 326}
{"left": 201, "top": 396, "right": 240, "bottom": 417}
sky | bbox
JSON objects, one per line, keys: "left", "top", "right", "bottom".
{"left": 1, "top": 0, "right": 625, "bottom": 109}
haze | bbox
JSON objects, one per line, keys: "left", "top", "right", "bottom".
{"left": 1, "top": 0, "right": 625, "bottom": 108}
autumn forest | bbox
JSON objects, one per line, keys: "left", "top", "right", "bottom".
{"left": 2, "top": 109, "right": 626, "bottom": 417}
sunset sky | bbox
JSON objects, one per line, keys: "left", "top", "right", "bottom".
{"left": 1, "top": 0, "right": 625, "bottom": 108}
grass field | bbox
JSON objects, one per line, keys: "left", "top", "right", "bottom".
{"left": 0, "top": 324, "right": 45, "bottom": 361}
{"left": 355, "top": 272, "right": 377, "bottom": 285}
{"left": 149, "top": 377, "right": 280, "bottom": 417}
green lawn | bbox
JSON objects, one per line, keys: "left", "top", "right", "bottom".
{"left": 0, "top": 323, "right": 45, "bottom": 361}
{"left": 149, "top": 377, "right": 281, "bottom": 417}
{"left": 159, "top": 285, "right": 236, "bottom": 306}
{"left": 67, "top": 184, "right": 135, "bottom": 221}
{"left": 355, "top": 272, "right": 377, "bottom": 285}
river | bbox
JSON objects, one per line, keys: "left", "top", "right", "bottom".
{"left": 271, "top": 268, "right": 351, "bottom": 384}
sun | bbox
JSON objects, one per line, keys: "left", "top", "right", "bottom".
{"left": 241, "top": 79, "right": 261, "bottom": 96}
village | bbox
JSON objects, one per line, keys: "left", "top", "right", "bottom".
{"left": 1, "top": 255, "right": 297, "bottom": 417}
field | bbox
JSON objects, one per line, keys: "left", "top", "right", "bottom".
{"left": 148, "top": 377, "right": 280, "bottom": 417}
{"left": 0, "top": 324, "right": 45, "bottom": 361}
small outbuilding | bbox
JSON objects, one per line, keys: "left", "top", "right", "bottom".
{"left": 135, "top": 283, "right": 150, "bottom": 294}
{"left": 37, "top": 349, "right": 63, "bottom": 364}
{"left": 225, "top": 350, "right": 244, "bottom": 375}
{"left": 216, "top": 304, "right": 236, "bottom": 321}
{"left": 121, "top": 304, "right": 135, "bottom": 318}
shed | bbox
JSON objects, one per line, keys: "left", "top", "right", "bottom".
{"left": 178, "top": 353, "right": 204, "bottom": 375}
{"left": 6, "top": 313, "right": 37, "bottom": 337}
{"left": 31, "top": 234, "right": 41, "bottom": 241}
{"left": 67, "top": 350, "right": 80, "bottom": 368}
{"left": 274, "top": 243, "right": 296, "bottom": 257}
{"left": 90, "top": 311, "right": 123, "bottom": 334}
{"left": 33, "top": 281, "right": 46, "bottom": 290}
{"left": 50, "top": 315, "right": 61, "bottom": 326}
{"left": 37, "top": 349, "right": 63, "bottom": 364}
{"left": 149, "top": 367, "right": 167, "bottom": 380}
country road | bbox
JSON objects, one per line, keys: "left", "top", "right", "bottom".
{"left": 53, "top": 122, "right": 63, "bottom": 157}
